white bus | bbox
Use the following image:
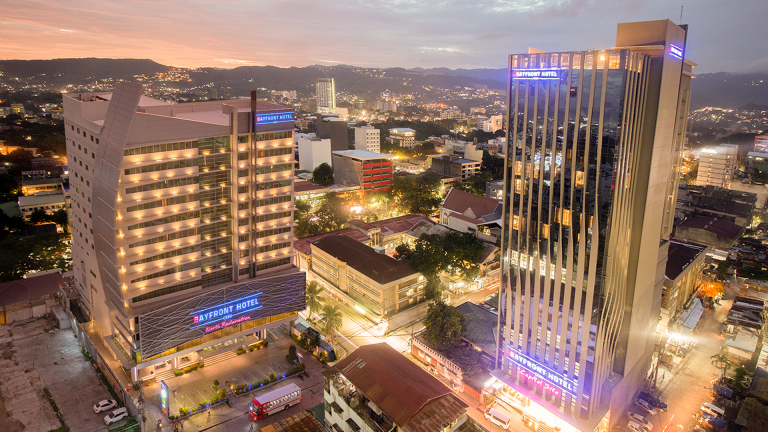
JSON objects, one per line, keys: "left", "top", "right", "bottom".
{"left": 249, "top": 383, "right": 301, "bottom": 420}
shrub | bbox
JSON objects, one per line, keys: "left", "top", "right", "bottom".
{"left": 235, "top": 384, "right": 245, "bottom": 394}
{"left": 174, "top": 370, "right": 184, "bottom": 377}
{"left": 263, "top": 340, "right": 269, "bottom": 347}
{"left": 236, "top": 347, "right": 246, "bottom": 356}
{"left": 248, "top": 346, "right": 254, "bottom": 352}
{"left": 210, "top": 395, "right": 219, "bottom": 404}
{"left": 213, "top": 380, "right": 219, "bottom": 386}
{"left": 269, "top": 374, "right": 277, "bottom": 382}
{"left": 132, "top": 383, "right": 141, "bottom": 391}
{"left": 257, "top": 345, "right": 261, "bottom": 350}
{"left": 299, "top": 363, "right": 306, "bottom": 371}
{"left": 217, "top": 389, "right": 226, "bottom": 399}
{"left": 261, "top": 378, "right": 269, "bottom": 386}
{"left": 200, "top": 363, "right": 204, "bottom": 368}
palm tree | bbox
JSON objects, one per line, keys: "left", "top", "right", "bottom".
{"left": 320, "top": 304, "right": 343, "bottom": 339}
{"left": 711, "top": 352, "right": 732, "bottom": 379}
{"left": 306, "top": 281, "right": 325, "bottom": 318}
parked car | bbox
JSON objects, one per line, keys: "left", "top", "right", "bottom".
{"left": 626, "top": 421, "right": 646, "bottom": 432}
{"left": 93, "top": 399, "right": 117, "bottom": 414}
{"left": 104, "top": 407, "right": 129, "bottom": 425}
{"left": 634, "top": 399, "right": 657, "bottom": 416}
{"left": 637, "top": 392, "right": 668, "bottom": 412}
{"left": 627, "top": 412, "right": 653, "bottom": 431}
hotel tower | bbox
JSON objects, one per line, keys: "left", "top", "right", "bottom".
{"left": 63, "top": 83, "right": 305, "bottom": 384}
{"left": 492, "top": 20, "right": 696, "bottom": 431}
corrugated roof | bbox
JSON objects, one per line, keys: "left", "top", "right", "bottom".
{"left": 442, "top": 189, "right": 500, "bottom": 219}
{"left": 678, "top": 217, "right": 742, "bottom": 239}
{"left": 0, "top": 272, "right": 62, "bottom": 307}
{"left": 331, "top": 343, "right": 466, "bottom": 428}
{"left": 312, "top": 235, "right": 417, "bottom": 284}
{"left": 665, "top": 240, "right": 707, "bottom": 280}
{"left": 455, "top": 301, "right": 498, "bottom": 355}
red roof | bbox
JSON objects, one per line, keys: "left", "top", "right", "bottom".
{"left": 330, "top": 343, "right": 467, "bottom": 429}
{"left": 294, "top": 182, "right": 327, "bottom": 193}
{"left": 442, "top": 188, "right": 500, "bottom": 219}
{"left": 0, "top": 272, "right": 62, "bottom": 308}
{"left": 679, "top": 217, "right": 743, "bottom": 239}
{"left": 294, "top": 228, "right": 367, "bottom": 255}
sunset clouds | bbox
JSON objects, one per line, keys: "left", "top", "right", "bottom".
{"left": 1, "top": 0, "right": 766, "bottom": 73}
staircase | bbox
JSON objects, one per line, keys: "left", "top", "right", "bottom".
{"left": 203, "top": 349, "right": 238, "bottom": 368}
{"left": 153, "top": 368, "right": 176, "bottom": 383}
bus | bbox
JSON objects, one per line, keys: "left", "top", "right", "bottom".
{"left": 249, "top": 383, "right": 301, "bottom": 420}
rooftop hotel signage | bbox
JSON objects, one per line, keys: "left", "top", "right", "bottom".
{"left": 669, "top": 44, "right": 683, "bottom": 60}
{"left": 139, "top": 270, "right": 306, "bottom": 358}
{"left": 254, "top": 110, "right": 295, "bottom": 133}
{"left": 508, "top": 348, "right": 578, "bottom": 397}
{"left": 512, "top": 69, "right": 562, "bottom": 80}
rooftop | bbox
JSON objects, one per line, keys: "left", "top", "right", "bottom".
{"left": 294, "top": 182, "right": 328, "bottom": 193}
{"left": 678, "top": 216, "right": 743, "bottom": 239}
{"left": 332, "top": 150, "right": 392, "bottom": 161}
{"left": 329, "top": 343, "right": 467, "bottom": 430}
{"left": 18, "top": 193, "right": 66, "bottom": 207}
{"left": 0, "top": 272, "right": 62, "bottom": 308}
{"left": 442, "top": 188, "right": 501, "bottom": 219}
{"left": 452, "top": 158, "right": 480, "bottom": 164}
{"left": 455, "top": 301, "right": 498, "bottom": 354}
{"left": 665, "top": 240, "right": 708, "bottom": 280}
{"left": 256, "top": 410, "right": 325, "bottom": 432}
{"left": 312, "top": 235, "right": 417, "bottom": 284}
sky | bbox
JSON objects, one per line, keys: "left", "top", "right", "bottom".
{"left": 1, "top": 0, "right": 767, "bottom": 74}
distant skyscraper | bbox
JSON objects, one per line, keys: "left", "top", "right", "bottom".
{"left": 493, "top": 20, "right": 695, "bottom": 431}
{"left": 316, "top": 78, "right": 336, "bottom": 114}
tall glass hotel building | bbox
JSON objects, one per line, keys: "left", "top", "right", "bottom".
{"left": 63, "top": 83, "right": 305, "bottom": 385}
{"left": 492, "top": 20, "right": 696, "bottom": 431}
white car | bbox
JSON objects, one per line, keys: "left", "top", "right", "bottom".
{"left": 633, "top": 399, "right": 657, "bottom": 416}
{"left": 104, "top": 407, "right": 129, "bottom": 425}
{"left": 627, "top": 412, "right": 653, "bottom": 431}
{"left": 626, "top": 421, "right": 645, "bottom": 432}
{"left": 93, "top": 399, "right": 117, "bottom": 413}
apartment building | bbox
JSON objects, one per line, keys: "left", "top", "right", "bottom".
{"left": 332, "top": 150, "right": 393, "bottom": 194}
{"left": 389, "top": 128, "right": 416, "bottom": 148}
{"left": 316, "top": 78, "right": 336, "bottom": 114}
{"left": 354, "top": 126, "right": 380, "bottom": 153}
{"left": 696, "top": 144, "right": 738, "bottom": 188}
{"left": 63, "top": 83, "right": 305, "bottom": 383}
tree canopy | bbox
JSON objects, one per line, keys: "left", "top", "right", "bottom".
{"left": 423, "top": 300, "right": 466, "bottom": 350}
{"left": 396, "top": 231, "right": 485, "bottom": 282}
{"left": 312, "top": 162, "right": 334, "bottom": 186}
{"left": 392, "top": 175, "right": 442, "bottom": 216}
{"left": 0, "top": 232, "right": 72, "bottom": 282}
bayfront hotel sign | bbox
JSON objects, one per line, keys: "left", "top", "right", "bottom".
{"left": 139, "top": 270, "right": 305, "bottom": 358}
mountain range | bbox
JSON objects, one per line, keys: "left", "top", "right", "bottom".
{"left": 1, "top": 59, "right": 766, "bottom": 110}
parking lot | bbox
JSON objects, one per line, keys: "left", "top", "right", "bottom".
{"left": 0, "top": 317, "right": 122, "bottom": 432}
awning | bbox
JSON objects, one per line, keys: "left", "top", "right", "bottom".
{"left": 679, "top": 298, "right": 704, "bottom": 331}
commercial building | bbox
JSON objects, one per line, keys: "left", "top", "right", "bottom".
{"left": 429, "top": 155, "right": 481, "bottom": 179}
{"left": 695, "top": 144, "right": 738, "bottom": 188}
{"left": 492, "top": 20, "right": 696, "bottom": 431}
{"left": 354, "top": 126, "right": 380, "bottom": 153}
{"left": 63, "top": 83, "right": 305, "bottom": 383}
{"left": 316, "top": 78, "right": 336, "bottom": 114}
{"left": 746, "top": 151, "right": 768, "bottom": 179}
{"left": 376, "top": 100, "right": 398, "bottom": 112}
{"left": 389, "top": 128, "right": 416, "bottom": 148}
{"left": 754, "top": 135, "right": 768, "bottom": 153}
{"left": 332, "top": 150, "right": 393, "bottom": 194}
{"left": 18, "top": 192, "right": 67, "bottom": 219}
{"left": 309, "top": 235, "right": 426, "bottom": 316}
{"left": 486, "top": 179, "right": 504, "bottom": 200}
{"left": 440, "top": 107, "right": 465, "bottom": 121}
{"left": 21, "top": 177, "right": 65, "bottom": 195}
{"left": 316, "top": 113, "right": 349, "bottom": 152}
{"left": 295, "top": 133, "right": 332, "bottom": 172}
{"left": 323, "top": 343, "right": 469, "bottom": 432}
{"left": 659, "top": 240, "right": 708, "bottom": 333}
{"left": 480, "top": 114, "right": 504, "bottom": 133}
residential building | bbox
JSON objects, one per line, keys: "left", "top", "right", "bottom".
{"left": 676, "top": 184, "right": 757, "bottom": 226}
{"left": 695, "top": 144, "right": 738, "bottom": 188}
{"left": 316, "top": 113, "right": 349, "bottom": 152}
{"left": 389, "top": 128, "right": 416, "bottom": 148}
{"left": 376, "top": 100, "right": 398, "bottom": 112}
{"left": 324, "top": 343, "right": 469, "bottom": 432}
{"left": 316, "top": 78, "right": 336, "bottom": 114}
{"left": 309, "top": 235, "right": 426, "bottom": 316}
{"left": 11, "top": 103, "right": 25, "bottom": 115}
{"left": 446, "top": 140, "right": 483, "bottom": 161}
{"left": 0, "top": 272, "right": 63, "bottom": 325}
{"left": 480, "top": 114, "right": 504, "bottom": 133}
{"left": 486, "top": 179, "right": 504, "bottom": 200}
{"left": 296, "top": 133, "right": 332, "bottom": 172}
{"left": 754, "top": 135, "right": 768, "bottom": 153}
{"left": 659, "top": 240, "right": 708, "bottom": 333}
{"left": 354, "top": 126, "right": 380, "bottom": 153}
{"left": 440, "top": 188, "right": 502, "bottom": 242}
{"left": 332, "top": 150, "right": 393, "bottom": 194}
{"left": 22, "top": 177, "right": 64, "bottom": 195}
{"left": 430, "top": 155, "right": 480, "bottom": 179}
{"left": 440, "top": 107, "right": 465, "bottom": 121}
{"left": 492, "top": 20, "right": 696, "bottom": 431}
{"left": 63, "top": 84, "right": 305, "bottom": 383}
{"left": 746, "top": 151, "right": 768, "bottom": 179}
{"left": 18, "top": 192, "right": 67, "bottom": 218}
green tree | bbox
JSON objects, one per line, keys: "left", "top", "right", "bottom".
{"left": 392, "top": 175, "right": 442, "bottom": 216}
{"left": 303, "top": 328, "right": 322, "bottom": 353}
{"left": 717, "top": 261, "right": 729, "bottom": 280}
{"left": 449, "top": 345, "right": 483, "bottom": 380}
{"left": 286, "top": 345, "right": 299, "bottom": 364}
{"left": 312, "top": 162, "right": 334, "bottom": 186}
{"left": 711, "top": 352, "right": 732, "bottom": 379}
{"left": 424, "top": 278, "right": 443, "bottom": 300}
{"left": 28, "top": 208, "right": 48, "bottom": 225}
{"left": 423, "top": 300, "right": 466, "bottom": 350}
{"left": 733, "top": 366, "right": 749, "bottom": 397}
{"left": 305, "top": 281, "right": 325, "bottom": 317}
{"left": 49, "top": 209, "right": 68, "bottom": 232}
{"left": 396, "top": 231, "right": 485, "bottom": 282}
{"left": 0, "top": 233, "right": 72, "bottom": 282}
{"left": 320, "top": 304, "right": 343, "bottom": 338}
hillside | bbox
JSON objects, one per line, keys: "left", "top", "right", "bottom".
{"left": 0, "top": 58, "right": 170, "bottom": 86}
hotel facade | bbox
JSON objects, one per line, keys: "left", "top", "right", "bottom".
{"left": 63, "top": 83, "right": 305, "bottom": 383}
{"left": 493, "top": 20, "right": 696, "bottom": 431}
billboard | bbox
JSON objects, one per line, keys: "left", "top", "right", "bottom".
{"left": 254, "top": 110, "right": 295, "bottom": 133}
{"left": 139, "top": 269, "right": 305, "bottom": 358}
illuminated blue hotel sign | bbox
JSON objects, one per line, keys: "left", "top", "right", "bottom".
{"left": 512, "top": 69, "right": 562, "bottom": 80}
{"left": 189, "top": 292, "right": 263, "bottom": 331}
{"left": 508, "top": 348, "right": 578, "bottom": 397}
{"left": 254, "top": 111, "right": 294, "bottom": 126}
{"left": 669, "top": 44, "right": 683, "bottom": 60}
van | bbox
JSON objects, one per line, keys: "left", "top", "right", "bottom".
{"left": 485, "top": 407, "right": 512, "bottom": 430}
{"left": 700, "top": 402, "right": 725, "bottom": 417}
